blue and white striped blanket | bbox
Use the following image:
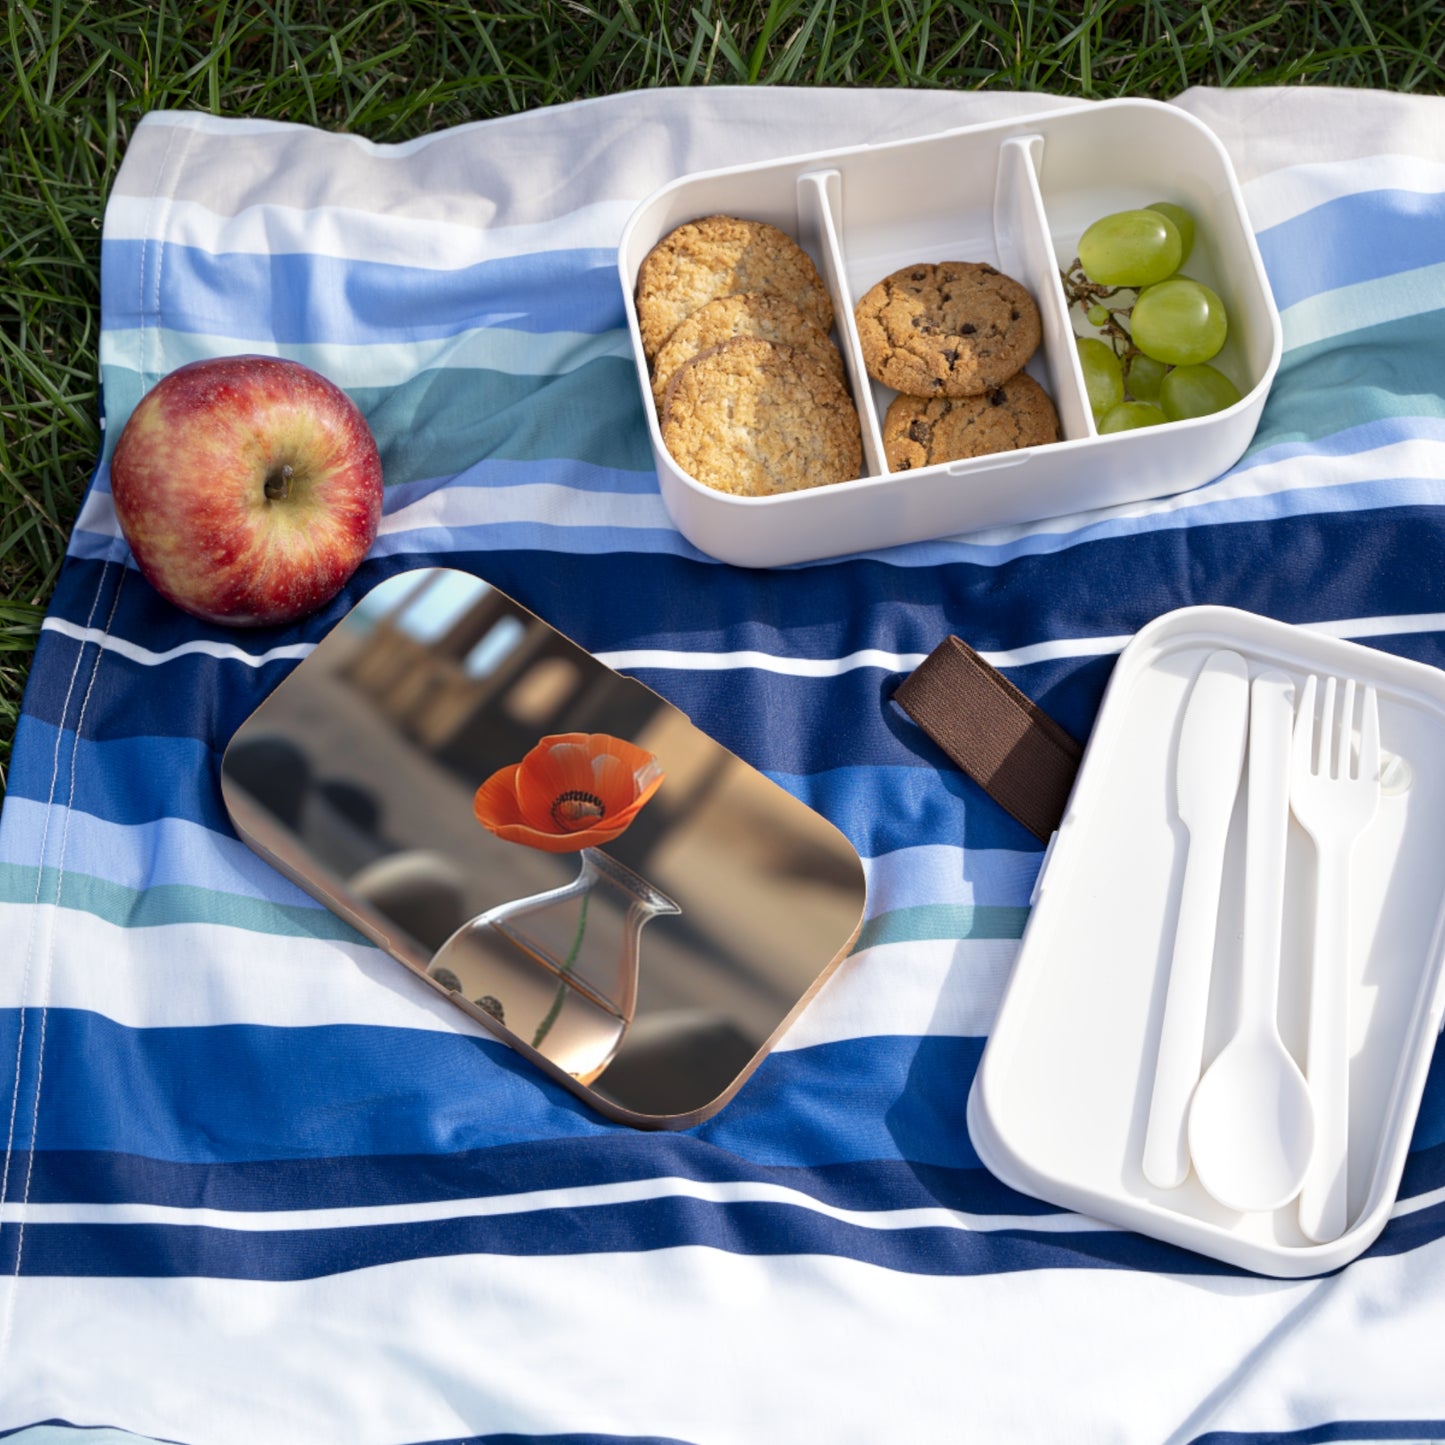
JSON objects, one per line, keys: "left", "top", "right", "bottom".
{"left": 3, "top": 85, "right": 1444, "bottom": 1443}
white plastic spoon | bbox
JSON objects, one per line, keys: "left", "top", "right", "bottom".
{"left": 1188, "top": 668, "right": 1316, "bottom": 1213}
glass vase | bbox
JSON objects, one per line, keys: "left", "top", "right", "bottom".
{"left": 426, "top": 847, "right": 680, "bottom": 1084}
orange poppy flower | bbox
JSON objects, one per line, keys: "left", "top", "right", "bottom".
{"left": 473, "top": 732, "right": 665, "bottom": 853}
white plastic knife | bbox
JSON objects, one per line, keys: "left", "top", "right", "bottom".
{"left": 1142, "top": 649, "right": 1252, "bottom": 1189}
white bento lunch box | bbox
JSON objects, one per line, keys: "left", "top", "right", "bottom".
{"left": 618, "top": 98, "right": 1282, "bottom": 568}
{"left": 968, "top": 607, "right": 1445, "bottom": 1277}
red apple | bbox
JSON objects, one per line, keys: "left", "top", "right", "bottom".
{"left": 110, "top": 354, "right": 384, "bottom": 627}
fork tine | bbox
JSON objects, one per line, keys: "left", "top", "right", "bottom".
{"left": 1319, "top": 675, "right": 1336, "bottom": 778}
{"left": 1294, "top": 673, "right": 1318, "bottom": 774}
{"left": 1360, "top": 684, "right": 1381, "bottom": 783}
{"left": 1338, "top": 677, "right": 1356, "bottom": 779}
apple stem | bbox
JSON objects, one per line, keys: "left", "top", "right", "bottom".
{"left": 264, "top": 463, "right": 294, "bottom": 502}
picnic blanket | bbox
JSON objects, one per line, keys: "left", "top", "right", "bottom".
{"left": 4, "top": 84, "right": 1445, "bottom": 1443}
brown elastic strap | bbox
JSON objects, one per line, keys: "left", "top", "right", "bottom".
{"left": 893, "top": 635, "right": 1083, "bottom": 843}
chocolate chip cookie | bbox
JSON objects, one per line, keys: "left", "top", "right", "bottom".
{"left": 636, "top": 216, "right": 835, "bottom": 361}
{"left": 650, "top": 291, "right": 844, "bottom": 410}
{"left": 660, "top": 336, "right": 861, "bottom": 497}
{"left": 854, "top": 262, "right": 1041, "bottom": 397}
{"left": 882, "top": 373, "right": 1059, "bottom": 471}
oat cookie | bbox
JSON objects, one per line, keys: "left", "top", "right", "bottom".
{"left": 660, "top": 336, "right": 861, "bottom": 497}
{"left": 882, "top": 373, "right": 1059, "bottom": 471}
{"left": 636, "top": 216, "right": 835, "bottom": 360}
{"left": 650, "top": 291, "right": 844, "bottom": 410}
{"left": 854, "top": 261, "right": 1041, "bottom": 397}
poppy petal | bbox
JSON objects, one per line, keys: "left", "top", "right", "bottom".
{"left": 483, "top": 819, "right": 623, "bottom": 853}
{"left": 587, "top": 751, "right": 637, "bottom": 813}
{"left": 472, "top": 762, "right": 525, "bottom": 833}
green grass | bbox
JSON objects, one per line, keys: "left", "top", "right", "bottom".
{"left": 3, "top": 0, "right": 1444, "bottom": 796}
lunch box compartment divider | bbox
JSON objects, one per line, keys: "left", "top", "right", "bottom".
{"left": 792, "top": 126, "right": 1099, "bottom": 481}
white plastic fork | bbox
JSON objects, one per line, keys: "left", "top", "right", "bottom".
{"left": 1290, "top": 674, "right": 1381, "bottom": 1243}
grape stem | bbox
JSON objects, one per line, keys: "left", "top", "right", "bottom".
{"left": 1061, "top": 258, "right": 1139, "bottom": 364}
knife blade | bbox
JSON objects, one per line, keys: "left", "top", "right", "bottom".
{"left": 1142, "top": 648, "right": 1252, "bottom": 1189}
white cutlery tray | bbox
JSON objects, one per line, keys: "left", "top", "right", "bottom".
{"left": 617, "top": 99, "right": 1282, "bottom": 568}
{"left": 967, "top": 606, "right": 1445, "bottom": 1276}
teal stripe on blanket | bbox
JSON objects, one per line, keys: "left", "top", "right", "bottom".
{"left": 0, "top": 862, "right": 360, "bottom": 941}
{"left": 1252, "top": 308, "right": 1445, "bottom": 453}
{"left": 104, "top": 355, "right": 658, "bottom": 485}
{"left": 852, "top": 904, "right": 1030, "bottom": 951}
{"left": 0, "top": 856, "right": 1003, "bottom": 954}
{"left": 98, "top": 356, "right": 655, "bottom": 484}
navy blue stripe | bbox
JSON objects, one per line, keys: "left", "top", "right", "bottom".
{"left": 37, "top": 548, "right": 384, "bottom": 659}
{"left": 0, "top": 1198, "right": 1238, "bottom": 1281}
{"left": 431, "top": 1436, "right": 696, "bottom": 1445}
{"left": 0, "top": 1008, "right": 609, "bottom": 1160}
{"left": 6, "top": 1191, "right": 1440, "bottom": 1286}
{"left": 20, "top": 638, "right": 296, "bottom": 745}
{"left": 1255, "top": 186, "right": 1445, "bottom": 311}
{"left": 0, "top": 1009, "right": 986, "bottom": 1172}
{"left": 777, "top": 763, "right": 1044, "bottom": 854}
{"left": 1191, "top": 1422, "right": 1445, "bottom": 1445}
{"left": 4, "top": 712, "right": 1046, "bottom": 857}
{"left": 420, "top": 1437, "right": 696, "bottom": 1445}
{"left": 27, "top": 597, "right": 1445, "bottom": 802}
{"left": 21, "top": 523, "right": 1445, "bottom": 849}
{"left": 20, "top": 630, "right": 311, "bottom": 743}
{"left": 34, "top": 1133, "right": 1442, "bottom": 1226}
{"left": 8, "top": 1007, "right": 1441, "bottom": 1257}
{"left": 16, "top": 1146, "right": 1055, "bottom": 1217}
{"left": 38, "top": 507, "right": 1445, "bottom": 736}
{"left": 0, "top": 1427, "right": 687, "bottom": 1445}
{"left": 24, "top": 565, "right": 1109, "bottom": 763}
{"left": 1357, "top": 1195, "right": 1445, "bottom": 1264}
{"left": 454, "top": 523, "right": 1445, "bottom": 713}
{"left": 100, "top": 241, "right": 625, "bottom": 342}
{"left": 1400, "top": 1137, "right": 1445, "bottom": 1194}
{"left": 1413, "top": 1046, "right": 1445, "bottom": 1154}
{"left": 424, "top": 1433, "right": 696, "bottom": 1445}
{"left": 45, "top": 504, "right": 1445, "bottom": 693}
{"left": 8, "top": 654, "right": 1052, "bottom": 855}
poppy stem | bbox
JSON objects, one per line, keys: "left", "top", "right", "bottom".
{"left": 531, "top": 892, "right": 588, "bottom": 1051}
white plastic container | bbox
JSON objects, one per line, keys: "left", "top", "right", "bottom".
{"left": 618, "top": 98, "right": 1282, "bottom": 568}
{"left": 967, "top": 607, "right": 1445, "bottom": 1277}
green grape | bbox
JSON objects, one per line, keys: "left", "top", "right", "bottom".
{"left": 1130, "top": 277, "right": 1228, "bottom": 366}
{"left": 1098, "top": 401, "right": 1168, "bottom": 433}
{"left": 1086, "top": 304, "right": 1111, "bottom": 327}
{"left": 1077, "top": 337, "right": 1124, "bottom": 419}
{"left": 1077, "top": 209, "right": 1183, "bottom": 288}
{"left": 1160, "top": 363, "right": 1242, "bottom": 420}
{"left": 1125, "top": 353, "right": 1168, "bottom": 403}
{"left": 1147, "top": 202, "right": 1196, "bottom": 264}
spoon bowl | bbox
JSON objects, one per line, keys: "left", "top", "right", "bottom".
{"left": 1188, "top": 1026, "right": 1315, "bottom": 1211}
